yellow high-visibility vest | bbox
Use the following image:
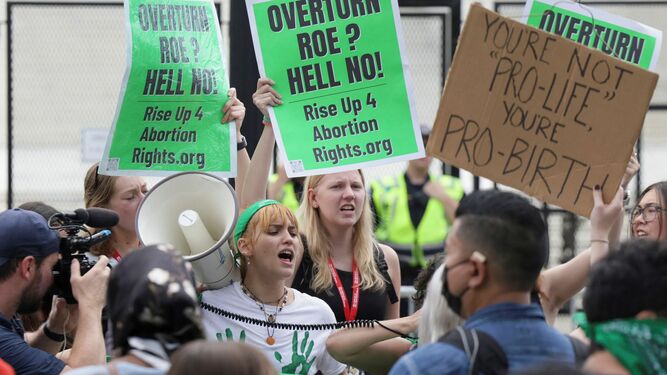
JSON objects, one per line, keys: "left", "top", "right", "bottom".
{"left": 269, "top": 174, "right": 300, "bottom": 213}
{"left": 372, "top": 174, "right": 464, "bottom": 267}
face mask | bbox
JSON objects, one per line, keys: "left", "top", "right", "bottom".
{"left": 441, "top": 259, "right": 472, "bottom": 317}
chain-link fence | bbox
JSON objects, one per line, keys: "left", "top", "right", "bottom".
{"left": 4, "top": 1, "right": 224, "bottom": 211}
{"left": 494, "top": 1, "right": 667, "bottom": 187}
{"left": 7, "top": 2, "right": 126, "bottom": 211}
{"left": 489, "top": 2, "right": 667, "bottom": 325}
{"left": 359, "top": 6, "right": 456, "bottom": 184}
{"left": 6, "top": 1, "right": 660, "bottom": 256}
{"left": 492, "top": 1, "right": 667, "bottom": 265}
{"left": 4, "top": 2, "right": 452, "bottom": 210}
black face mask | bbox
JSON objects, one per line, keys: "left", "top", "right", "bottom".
{"left": 441, "top": 259, "right": 471, "bottom": 317}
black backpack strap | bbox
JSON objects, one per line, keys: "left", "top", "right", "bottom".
{"left": 374, "top": 244, "right": 399, "bottom": 304}
{"left": 568, "top": 336, "right": 590, "bottom": 366}
{"left": 438, "top": 327, "right": 508, "bottom": 375}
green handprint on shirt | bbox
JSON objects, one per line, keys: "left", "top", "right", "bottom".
{"left": 274, "top": 331, "right": 316, "bottom": 374}
{"left": 216, "top": 328, "right": 246, "bottom": 343}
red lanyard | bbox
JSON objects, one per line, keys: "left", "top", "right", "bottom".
{"left": 111, "top": 249, "right": 122, "bottom": 263}
{"left": 327, "top": 257, "right": 360, "bottom": 321}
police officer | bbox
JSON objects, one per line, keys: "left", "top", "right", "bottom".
{"left": 371, "top": 125, "right": 464, "bottom": 313}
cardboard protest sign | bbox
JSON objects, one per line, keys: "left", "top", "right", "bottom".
{"left": 523, "top": 0, "right": 662, "bottom": 71}
{"left": 100, "top": 0, "right": 235, "bottom": 177}
{"left": 427, "top": 4, "right": 658, "bottom": 217}
{"left": 246, "top": 0, "right": 423, "bottom": 177}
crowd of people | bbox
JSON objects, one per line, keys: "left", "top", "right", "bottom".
{"left": 0, "top": 79, "right": 665, "bottom": 375}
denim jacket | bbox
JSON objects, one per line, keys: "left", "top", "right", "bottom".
{"left": 389, "top": 303, "right": 575, "bottom": 375}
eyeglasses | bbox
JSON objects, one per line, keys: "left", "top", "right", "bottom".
{"left": 631, "top": 205, "right": 663, "bottom": 223}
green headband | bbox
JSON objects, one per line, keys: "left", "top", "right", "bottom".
{"left": 234, "top": 199, "right": 280, "bottom": 245}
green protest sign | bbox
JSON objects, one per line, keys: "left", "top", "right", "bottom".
{"left": 100, "top": 0, "right": 235, "bottom": 177}
{"left": 247, "top": 0, "right": 423, "bottom": 177}
{"left": 523, "top": 0, "right": 662, "bottom": 71}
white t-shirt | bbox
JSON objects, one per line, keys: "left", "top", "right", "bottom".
{"left": 202, "top": 282, "right": 345, "bottom": 375}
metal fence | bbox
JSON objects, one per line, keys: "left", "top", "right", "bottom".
{"left": 490, "top": 1, "right": 667, "bottom": 267}
{"left": 493, "top": 0, "right": 667, "bottom": 186}
{"left": 4, "top": 0, "right": 221, "bottom": 210}
{"left": 3, "top": 2, "right": 454, "bottom": 210}
{"left": 5, "top": 1, "right": 663, "bottom": 268}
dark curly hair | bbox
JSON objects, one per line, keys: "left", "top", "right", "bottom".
{"left": 412, "top": 253, "right": 445, "bottom": 309}
{"left": 583, "top": 239, "right": 667, "bottom": 323}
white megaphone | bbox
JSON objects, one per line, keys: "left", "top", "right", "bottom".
{"left": 136, "top": 172, "right": 240, "bottom": 289}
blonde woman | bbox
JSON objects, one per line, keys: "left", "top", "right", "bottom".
{"left": 83, "top": 163, "right": 147, "bottom": 264}
{"left": 243, "top": 78, "right": 401, "bottom": 322}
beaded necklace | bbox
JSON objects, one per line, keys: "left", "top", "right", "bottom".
{"left": 240, "top": 283, "right": 288, "bottom": 345}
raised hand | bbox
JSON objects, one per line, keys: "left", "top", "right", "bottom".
{"left": 590, "top": 186, "right": 624, "bottom": 241}
{"left": 221, "top": 88, "right": 246, "bottom": 137}
{"left": 620, "top": 152, "right": 640, "bottom": 190}
{"left": 252, "top": 78, "right": 283, "bottom": 118}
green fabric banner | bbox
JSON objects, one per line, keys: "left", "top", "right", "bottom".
{"left": 523, "top": 0, "right": 662, "bottom": 71}
{"left": 247, "top": 0, "right": 423, "bottom": 177}
{"left": 100, "top": 0, "right": 234, "bottom": 177}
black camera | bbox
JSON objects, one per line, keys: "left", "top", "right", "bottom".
{"left": 48, "top": 208, "right": 118, "bottom": 304}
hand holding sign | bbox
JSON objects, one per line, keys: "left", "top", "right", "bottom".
{"left": 620, "top": 153, "right": 640, "bottom": 191}
{"left": 590, "top": 186, "right": 624, "bottom": 242}
{"left": 100, "top": 0, "right": 235, "bottom": 177}
{"left": 427, "top": 4, "right": 657, "bottom": 217}
{"left": 246, "top": 0, "right": 423, "bottom": 177}
{"left": 222, "top": 88, "right": 246, "bottom": 133}
{"left": 252, "top": 78, "right": 283, "bottom": 119}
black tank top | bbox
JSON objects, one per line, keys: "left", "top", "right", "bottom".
{"left": 292, "top": 239, "right": 396, "bottom": 322}
{"left": 294, "top": 261, "right": 388, "bottom": 321}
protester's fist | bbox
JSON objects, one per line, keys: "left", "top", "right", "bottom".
{"left": 70, "top": 256, "right": 110, "bottom": 310}
{"left": 590, "top": 186, "right": 624, "bottom": 240}
{"left": 252, "top": 78, "right": 282, "bottom": 118}
{"left": 222, "top": 88, "right": 246, "bottom": 135}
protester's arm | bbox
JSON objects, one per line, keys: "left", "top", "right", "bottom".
{"left": 241, "top": 78, "right": 282, "bottom": 209}
{"left": 423, "top": 182, "right": 458, "bottom": 223}
{"left": 380, "top": 244, "right": 401, "bottom": 320}
{"left": 222, "top": 88, "right": 248, "bottom": 200}
{"left": 26, "top": 297, "right": 77, "bottom": 354}
{"left": 60, "top": 256, "right": 110, "bottom": 372}
{"left": 568, "top": 327, "right": 589, "bottom": 345}
{"left": 326, "top": 312, "right": 418, "bottom": 375}
{"left": 268, "top": 166, "right": 289, "bottom": 201}
{"left": 608, "top": 153, "right": 639, "bottom": 249}
{"left": 539, "top": 187, "right": 624, "bottom": 316}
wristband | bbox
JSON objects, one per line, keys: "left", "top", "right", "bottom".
{"left": 237, "top": 136, "right": 247, "bottom": 151}
{"left": 262, "top": 115, "right": 272, "bottom": 127}
{"left": 374, "top": 320, "right": 417, "bottom": 341}
{"left": 43, "top": 324, "right": 65, "bottom": 342}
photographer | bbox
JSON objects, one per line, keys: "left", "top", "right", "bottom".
{"left": 0, "top": 208, "right": 109, "bottom": 374}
